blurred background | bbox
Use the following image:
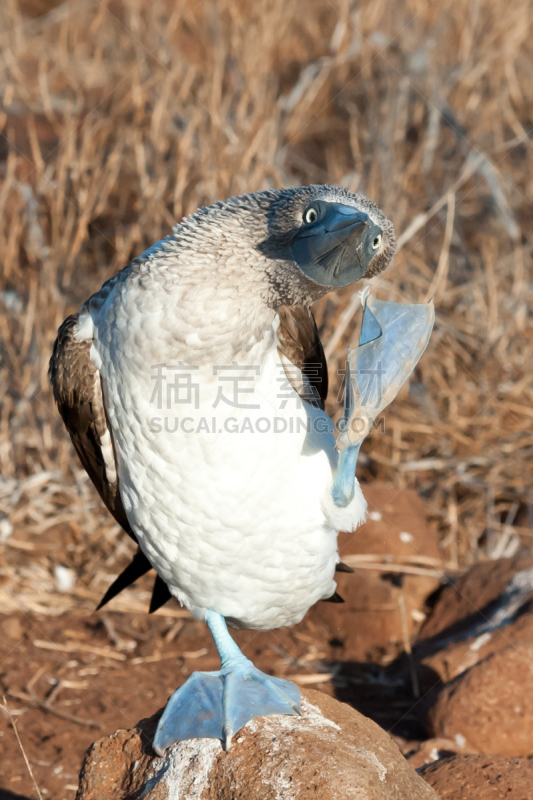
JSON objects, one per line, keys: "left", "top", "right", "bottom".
{"left": 1, "top": 0, "right": 532, "bottom": 797}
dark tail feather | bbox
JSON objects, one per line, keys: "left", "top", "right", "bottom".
{"left": 335, "top": 561, "right": 355, "bottom": 573}
{"left": 149, "top": 574, "right": 173, "bottom": 613}
{"left": 323, "top": 591, "right": 345, "bottom": 603}
{"left": 97, "top": 547, "right": 152, "bottom": 610}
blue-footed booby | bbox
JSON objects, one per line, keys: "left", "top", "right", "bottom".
{"left": 49, "top": 185, "right": 433, "bottom": 753}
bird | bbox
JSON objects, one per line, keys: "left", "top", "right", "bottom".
{"left": 49, "top": 184, "right": 433, "bottom": 753}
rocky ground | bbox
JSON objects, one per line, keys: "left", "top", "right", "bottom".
{"left": 2, "top": 484, "right": 533, "bottom": 799}
{"left": 77, "top": 690, "right": 440, "bottom": 800}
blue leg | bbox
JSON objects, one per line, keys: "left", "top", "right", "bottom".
{"left": 331, "top": 442, "right": 361, "bottom": 507}
{"left": 153, "top": 610, "right": 301, "bottom": 754}
{"left": 332, "top": 355, "right": 363, "bottom": 508}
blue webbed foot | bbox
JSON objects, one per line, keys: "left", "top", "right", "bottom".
{"left": 332, "top": 288, "right": 434, "bottom": 507}
{"left": 153, "top": 660, "right": 301, "bottom": 754}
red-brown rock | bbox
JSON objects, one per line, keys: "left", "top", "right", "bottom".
{"left": 310, "top": 484, "right": 442, "bottom": 661}
{"left": 428, "top": 644, "right": 533, "bottom": 756}
{"left": 76, "top": 711, "right": 159, "bottom": 800}
{"left": 76, "top": 690, "right": 439, "bottom": 800}
{"left": 420, "top": 607, "right": 533, "bottom": 683}
{"left": 420, "top": 754, "right": 533, "bottom": 799}
{"left": 419, "top": 555, "right": 533, "bottom": 641}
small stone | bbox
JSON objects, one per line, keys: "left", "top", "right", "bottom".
{"left": 407, "top": 737, "right": 477, "bottom": 770}
{"left": 420, "top": 754, "right": 533, "bottom": 799}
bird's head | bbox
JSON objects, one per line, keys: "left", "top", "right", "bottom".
{"left": 250, "top": 184, "right": 396, "bottom": 306}
{"left": 260, "top": 185, "right": 395, "bottom": 292}
{"left": 165, "top": 184, "right": 396, "bottom": 310}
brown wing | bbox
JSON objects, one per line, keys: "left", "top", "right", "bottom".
{"left": 277, "top": 306, "right": 329, "bottom": 410}
{"left": 49, "top": 314, "right": 169, "bottom": 611}
{"left": 49, "top": 313, "right": 132, "bottom": 536}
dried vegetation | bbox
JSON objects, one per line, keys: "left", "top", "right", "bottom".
{"left": 1, "top": 0, "right": 532, "bottom": 616}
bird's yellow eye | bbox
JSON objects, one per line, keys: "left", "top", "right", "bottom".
{"left": 372, "top": 233, "right": 382, "bottom": 250}
{"left": 304, "top": 207, "right": 318, "bottom": 224}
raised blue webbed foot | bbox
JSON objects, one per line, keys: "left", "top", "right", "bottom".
{"left": 153, "top": 610, "right": 301, "bottom": 754}
{"left": 332, "top": 288, "right": 434, "bottom": 507}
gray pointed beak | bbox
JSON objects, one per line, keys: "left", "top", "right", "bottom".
{"left": 325, "top": 205, "right": 369, "bottom": 234}
{"left": 291, "top": 203, "right": 383, "bottom": 288}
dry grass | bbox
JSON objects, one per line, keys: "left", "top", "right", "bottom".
{"left": 1, "top": 0, "right": 532, "bottom": 616}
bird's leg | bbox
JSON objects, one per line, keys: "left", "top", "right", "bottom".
{"left": 206, "top": 611, "right": 301, "bottom": 749}
{"left": 331, "top": 442, "right": 361, "bottom": 507}
{"left": 331, "top": 356, "right": 362, "bottom": 507}
{"left": 153, "top": 610, "right": 301, "bottom": 755}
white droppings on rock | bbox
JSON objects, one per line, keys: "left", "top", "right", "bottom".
{"left": 345, "top": 745, "right": 387, "bottom": 781}
{"left": 242, "top": 699, "right": 343, "bottom": 798}
{"left": 78, "top": 690, "right": 441, "bottom": 800}
{"left": 142, "top": 737, "right": 222, "bottom": 800}
{"left": 399, "top": 531, "right": 413, "bottom": 543}
{"left": 454, "top": 733, "right": 466, "bottom": 749}
{"left": 246, "top": 698, "right": 341, "bottom": 740}
{"left": 297, "top": 698, "right": 342, "bottom": 731}
{"left": 263, "top": 771, "right": 298, "bottom": 800}
{"left": 369, "top": 510, "right": 382, "bottom": 521}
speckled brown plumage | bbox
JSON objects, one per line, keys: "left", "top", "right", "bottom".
{"left": 277, "top": 305, "right": 329, "bottom": 410}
